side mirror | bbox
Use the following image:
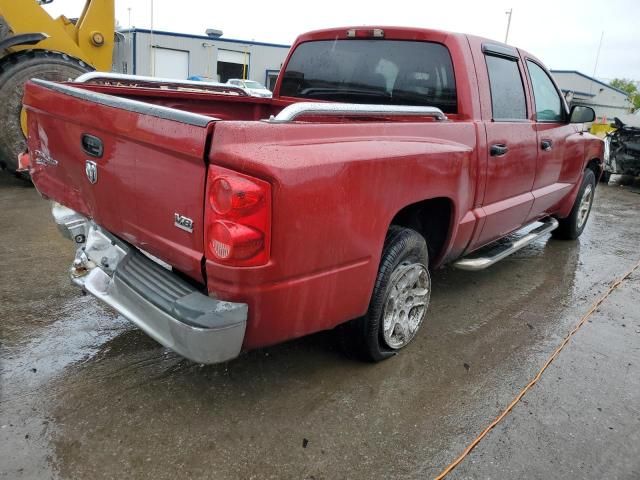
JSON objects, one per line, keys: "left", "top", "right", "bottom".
{"left": 569, "top": 105, "right": 595, "bottom": 123}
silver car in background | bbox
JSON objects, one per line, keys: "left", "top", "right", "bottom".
{"left": 226, "top": 79, "right": 273, "bottom": 98}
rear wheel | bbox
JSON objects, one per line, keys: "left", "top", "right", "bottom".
{"left": 0, "top": 50, "right": 90, "bottom": 173}
{"left": 553, "top": 169, "right": 596, "bottom": 240}
{"left": 339, "top": 226, "right": 431, "bottom": 362}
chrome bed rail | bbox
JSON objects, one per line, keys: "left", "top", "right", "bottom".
{"left": 268, "top": 102, "right": 448, "bottom": 123}
{"left": 74, "top": 72, "right": 248, "bottom": 96}
{"left": 31, "top": 78, "right": 216, "bottom": 127}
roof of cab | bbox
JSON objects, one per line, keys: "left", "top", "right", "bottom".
{"left": 293, "top": 25, "right": 459, "bottom": 44}
{"left": 292, "top": 26, "right": 534, "bottom": 60}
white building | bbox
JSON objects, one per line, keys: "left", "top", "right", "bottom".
{"left": 113, "top": 28, "right": 291, "bottom": 90}
{"left": 550, "top": 70, "right": 632, "bottom": 121}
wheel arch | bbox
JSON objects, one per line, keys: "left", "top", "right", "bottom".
{"left": 0, "top": 48, "right": 90, "bottom": 72}
{"left": 0, "top": 33, "right": 48, "bottom": 54}
{"left": 388, "top": 196, "right": 455, "bottom": 267}
{"left": 586, "top": 157, "right": 602, "bottom": 181}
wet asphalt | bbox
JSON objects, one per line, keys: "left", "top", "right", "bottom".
{"left": 1, "top": 173, "right": 639, "bottom": 479}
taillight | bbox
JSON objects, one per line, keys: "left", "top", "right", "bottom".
{"left": 210, "top": 221, "right": 263, "bottom": 260}
{"left": 205, "top": 166, "right": 271, "bottom": 266}
{"left": 210, "top": 176, "right": 264, "bottom": 215}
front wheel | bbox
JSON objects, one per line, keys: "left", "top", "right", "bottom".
{"left": 339, "top": 226, "right": 431, "bottom": 362}
{"left": 552, "top": 169, "right": 596, "bottom": 240}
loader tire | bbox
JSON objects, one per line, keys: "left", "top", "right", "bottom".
{"left": 0, "top": 50, "right": 90, "bottom": 174}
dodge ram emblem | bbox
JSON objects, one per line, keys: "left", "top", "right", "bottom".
{"left": 85, "top": 160, "right": 98, "bottom": 184}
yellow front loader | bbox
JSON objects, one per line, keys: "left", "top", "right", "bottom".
{"left": 0, "top": 0, "right": 114, "bottom": 173}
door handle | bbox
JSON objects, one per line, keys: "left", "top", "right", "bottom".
{"left": 490, "top": 144, "right": 509, "bottom": 156}
{"left": 541, "top": 139, "right": 553, "bottom": 151}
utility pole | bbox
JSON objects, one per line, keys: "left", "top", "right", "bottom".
{"left": 592, "top": 32, "right": 604, "bottom": 81}
{"left": 127, "top": 6, "right": 133, "bottom": 66}
{"left": 589, "top": 31, "right": 604, "bottom": 97}
{"left": 149, "top": 0, "right": 155, "bottom": 76}
{"left": 504, "top": 8, "right": 513, "bottom": 44}
{"left": 126, "top": 7, "right": 132, "bottom": 44}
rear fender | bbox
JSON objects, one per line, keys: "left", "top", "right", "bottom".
{"left": 206, "top": 120, "right": 476, "bottom": 347}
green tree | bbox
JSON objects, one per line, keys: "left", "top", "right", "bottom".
{"left": 610, "top": 78, "right": 640, "bottom": 109}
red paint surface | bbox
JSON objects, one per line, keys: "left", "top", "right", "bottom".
{"left": 24, "top": 26, "right": 603, "bottom": 351}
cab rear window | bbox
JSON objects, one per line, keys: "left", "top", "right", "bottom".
{"left": 280, "top": 40, "right": 457, "bottom": 113}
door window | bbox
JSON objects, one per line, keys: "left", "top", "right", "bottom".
{"left": 527, "top": 61, "right": 563, "bottom": 122}
{"left": 485, "top": 55, "right": 527, "bottom": 120}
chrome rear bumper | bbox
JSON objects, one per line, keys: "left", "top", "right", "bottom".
{"left": 52, "top": 203, "right": 247, "bottom": 364}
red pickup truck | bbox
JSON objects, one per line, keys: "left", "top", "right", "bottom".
{"left": 23, "top": 26, "right": 603, "bottom": 364}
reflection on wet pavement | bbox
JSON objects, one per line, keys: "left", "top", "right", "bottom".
{"left": 1, "top": 173, "right": 639, "bottom": 479}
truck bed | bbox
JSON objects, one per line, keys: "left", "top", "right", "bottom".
{"left": 71, "top": 81, "right": 283, "bottom": 121}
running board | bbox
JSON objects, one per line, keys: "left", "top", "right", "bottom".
{"left": 453, "top": 218, "right": 559, "bottom": 271}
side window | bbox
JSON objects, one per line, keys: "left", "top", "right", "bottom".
{"left": 527, "top": 61, "right": 563, "bottom": 122}
{"left": 485, "top": 55, "right": 527, "bottom": 120}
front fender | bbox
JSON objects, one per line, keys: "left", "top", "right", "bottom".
{"left": 583, "top": 132, "right": 605, "bottom": 173}
{"left": 0, "top": 32, "right": 48, "bottom": 53}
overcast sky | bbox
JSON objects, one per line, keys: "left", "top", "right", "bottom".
{"left": 45, "top": 0, "right": 639, "bottom": 81}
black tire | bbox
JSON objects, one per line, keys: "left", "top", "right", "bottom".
{"left": 339, "top": 226, "right": 431, "bottom": 362}
{"left": 552, "top": 169, "right": 596, "bottom": 240}
{"left": 600, "top": 171, "right": 611, "bottom": 184}
{"left": 0, "top": 50, "right": 90, "bottom": 173}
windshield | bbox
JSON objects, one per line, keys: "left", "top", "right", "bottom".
{"left": 280, "top": 39, "right": 457, "bottom": 113}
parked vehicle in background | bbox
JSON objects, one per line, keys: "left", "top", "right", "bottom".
{"left": 603, "top": 110, "right": 640, "bottom": 182}
{"left": 22, "top": 26, "right": 603, "bottom": 366}
{"left": 187, "top": 75, "right": 219, "bottom": 83}
{"left": 227, "top": 78, "right": 273, "bottom": 97}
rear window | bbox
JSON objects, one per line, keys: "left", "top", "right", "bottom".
{"left": 280, "top": 39, "right": 457, "bottom": 113}
{"left": 485, "top": 55, "right": 527, "bottom": 120}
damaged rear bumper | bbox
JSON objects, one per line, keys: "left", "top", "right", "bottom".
{"left": 52, "top": 203, "right": 247, "bottom": 364}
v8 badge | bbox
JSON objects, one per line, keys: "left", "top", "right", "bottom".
{"left": 174, "top": 213, "right": 194, "bottom": 233}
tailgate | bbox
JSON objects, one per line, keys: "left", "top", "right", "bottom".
{"left": 23, "top": 79, "right": 216, "bottom": 282}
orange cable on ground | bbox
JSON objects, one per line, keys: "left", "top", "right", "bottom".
{"left": 434, "top": 259, "right": 640, "bottom": 480}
